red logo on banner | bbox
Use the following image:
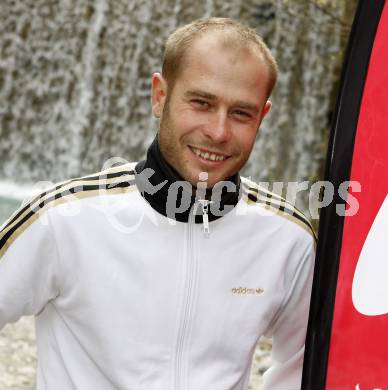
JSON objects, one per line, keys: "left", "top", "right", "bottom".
{"left": 353, "top": 196, "right": 388, "bottom": 316}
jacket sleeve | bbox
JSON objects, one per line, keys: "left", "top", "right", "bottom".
{"left": 0, "top": 204, "right": 60, "bottom": 330}
{"left": 262, "top": 236, "right": 316, "bottom": 390}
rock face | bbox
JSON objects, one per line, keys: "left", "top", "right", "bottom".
{"left": 0, "top": 318, "right": 37, "bottom": 390}
{"left": 0, "top": 317, "right": 271, "bottom": 389}
{"left": 0, "top": 0, "right": 355, "bottom": 215}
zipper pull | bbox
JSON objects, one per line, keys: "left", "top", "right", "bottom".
{"left": 198, "top": 200, "right": 212, "bottom": 238}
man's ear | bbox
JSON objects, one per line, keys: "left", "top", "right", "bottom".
{"left": 151, "top": 73, "right": 168, "bottom": 118}
{"left": 261, "top": 100, "right": 272, "bottom": 119}
{"left": 256, "top": 100, "right": 272, "bottom": 136}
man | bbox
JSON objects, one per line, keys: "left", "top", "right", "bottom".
{"left": 0, "top": 18, "right": 315, "bottom": 389}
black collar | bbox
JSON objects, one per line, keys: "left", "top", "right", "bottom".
{"left": 134, "top": 136, "right": 241, "bottom": 223}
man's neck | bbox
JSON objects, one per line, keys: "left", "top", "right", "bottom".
{"left": 134, "top": 135, "right": 241, "bottom": 223}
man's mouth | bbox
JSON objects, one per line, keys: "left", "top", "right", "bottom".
{"left": 189, "top": 146, "right": 229, "bottom": 162}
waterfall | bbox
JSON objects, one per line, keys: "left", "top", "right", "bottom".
{"left": 0, "top": 0, "right": 355, "bottom": 215}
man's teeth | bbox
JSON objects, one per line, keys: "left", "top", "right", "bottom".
{"left": 191, "top": 147, "right": 226, "bottom": 161}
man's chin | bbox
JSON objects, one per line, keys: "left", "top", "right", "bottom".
{"left": 182, "top": 167, "right": 236, "bottom": 189}
{"left": 199, "top": 175, "right": 234, "bottom": 190}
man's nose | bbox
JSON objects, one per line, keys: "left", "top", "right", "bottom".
{"left": 203, "top": 110, "right": 231, "bottom": 143}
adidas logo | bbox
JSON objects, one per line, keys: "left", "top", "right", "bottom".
{"left": 231, "top": 287, "right": 264, "bottom": 295}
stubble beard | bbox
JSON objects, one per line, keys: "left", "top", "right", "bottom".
{"left": 158, "top": 100, "right": 194, "bottom": 184}
{"left": 158, "top": 98, "right": 247, "bottom": 189}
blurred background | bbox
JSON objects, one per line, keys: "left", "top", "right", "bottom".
{"left": 0, "top": 0, "right": 357, "bottom": 388}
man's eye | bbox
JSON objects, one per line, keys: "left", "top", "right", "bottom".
{"left": 192, "top": 99, "right": 209, "bottom": 108}
{"left": 234, "top": 110, "right": 251, "bottom": 118}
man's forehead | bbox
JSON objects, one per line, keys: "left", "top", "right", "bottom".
{"left": 187, "top": 32, "right": 265, "bottom": 68}
{"left": 170, "top": 31, "right": 271, "bottom": 100}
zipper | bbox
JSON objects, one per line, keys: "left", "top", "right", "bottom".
{"left": 174, "top": 204, "right": 197, "bottom": 390}
{"left": 174, "top": 200, "right": 212, "bottom": 389}
{"left": 198, "top": 199, "right": 212, "bottom": 238}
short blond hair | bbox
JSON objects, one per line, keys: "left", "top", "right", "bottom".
{"left": 162, "top": 17, "right": 278, "bottom": 96}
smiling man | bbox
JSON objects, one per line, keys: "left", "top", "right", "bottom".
{"left": 153, "top": 28, "right": 272, "bottom": 188}
{"left": 0, "top": 18, "right": 315, "bottom": 390}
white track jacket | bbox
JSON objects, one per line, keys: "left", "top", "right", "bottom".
{"left": 0, "top": 143, "right": 315, "bottom": 390}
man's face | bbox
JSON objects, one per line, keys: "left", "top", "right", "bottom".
{"left": 152, "top": 34, "right": 272, "bottom": 188}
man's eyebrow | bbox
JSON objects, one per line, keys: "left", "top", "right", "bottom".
{"left": 184, "top": 90, "right": 217, "bottom": 100}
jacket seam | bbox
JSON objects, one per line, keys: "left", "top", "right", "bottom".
{"left": 264, "top": 240, "right": 313, "bottom": 336}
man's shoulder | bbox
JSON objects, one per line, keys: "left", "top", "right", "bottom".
{"left": 28, "top": 161, "right": 138, "bottom": 212}
{"left": 0, "top": 163, "right": 138, "bottom": 256}
{"left": 240, "top": 176, "right": 316, "bottom": 242}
